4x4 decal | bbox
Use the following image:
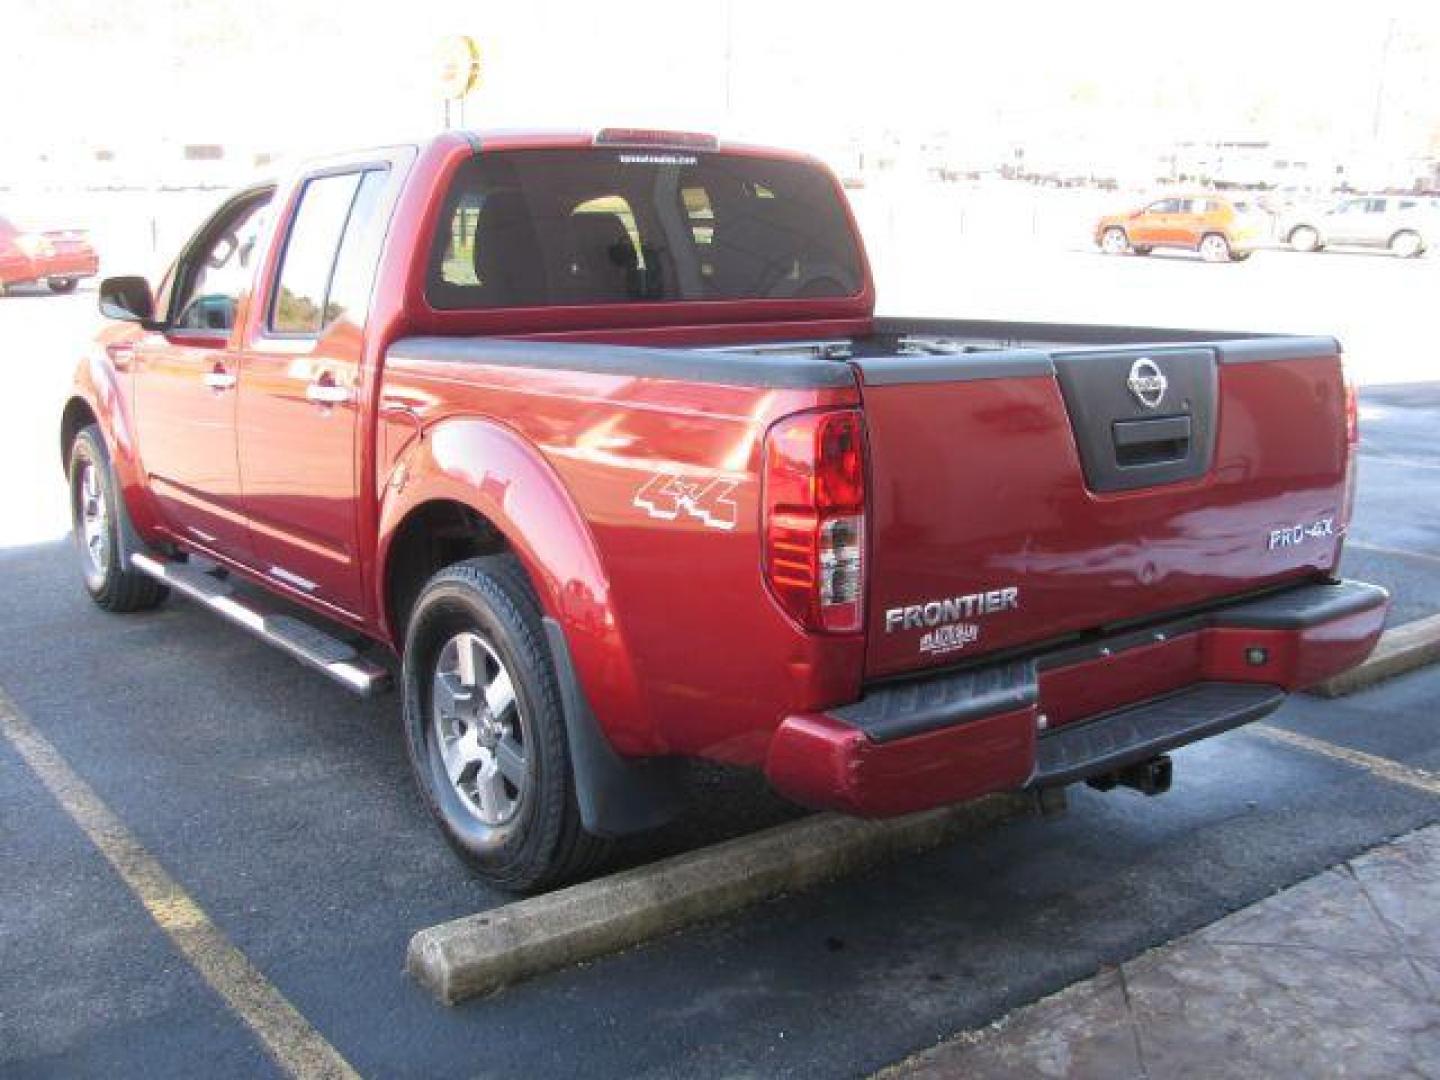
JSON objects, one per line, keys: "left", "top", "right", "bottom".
{"left": 633, "top": 472, "right": 738, "bottom": 531}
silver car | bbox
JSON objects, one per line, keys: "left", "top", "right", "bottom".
{"left": 1283, "top": 195, "right": 1437, "bottom": 258}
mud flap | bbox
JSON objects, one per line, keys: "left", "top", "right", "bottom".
{"left": 542, "top": 617, "right": 688, "bottom": 837}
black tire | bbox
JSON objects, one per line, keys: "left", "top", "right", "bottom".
{"left": 1100, "top": 227, "right": 1130, "bottom": 255}
{"left": 401, "top": 555, "right": 609, "bottom": 892}
{"left": 1288, "top": 225, "right": 1321, "bottom": 253}
{"left": 67, "top": 425, "right": 168, "bottom": 612}
{"left": 1389, "top": 231, "right": 1424, "bottom": 259}
{"left": 1199, "top": 232, "right": 1233, "bottom": 263}
{"left": 47, "top": 277, "right": 78, "bottom": 294}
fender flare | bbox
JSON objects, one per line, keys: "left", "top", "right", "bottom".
{"left": 376, "top": 415, "right": 682, "bottom": 833}
{"left": 64, "top": 340, "right": 168, "bottom": 548}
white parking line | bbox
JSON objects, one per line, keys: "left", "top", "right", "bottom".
{"left": 1253, "top": 724, "right": 1440, "bottom": 797}
{"left": 0, "top": 689, "right": 359, "bottom": 1080}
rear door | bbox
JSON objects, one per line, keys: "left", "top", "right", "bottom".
{"left": 236, "top": 159, "right": 402, "bottom": 614}
{"left": 852, "top": 340, "right": 1350, "bottom": 679}
{"left": 1177, "top": 199, "right": 1214, "bottom": 246}
{"left": 1326, "top": 198, "right": 1379, "bottom": 245}
{"left": 132, "top": 190, "right": 272, "bottom": 558}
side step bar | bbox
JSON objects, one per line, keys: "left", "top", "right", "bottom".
{"left": 131, "top": 553, "right": 391, "bottom": 697}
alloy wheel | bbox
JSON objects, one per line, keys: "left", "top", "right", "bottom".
{"left": 78, "top": 460, "right": 110, "bottom": 578}
{"left": 431, "top": 631, "right": 530, "bottom": 826}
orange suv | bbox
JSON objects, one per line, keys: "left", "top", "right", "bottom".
{"left": 1095, "top": 195, "right": 1262, "bottom": 263}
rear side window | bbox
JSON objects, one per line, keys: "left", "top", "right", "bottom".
{"left": 270, "top": 169, "right": 388, "bottom": 334}
{"left": 324, "top": 171, "right": 390, "bottom": 327}
{"left": 427, "top": 148, "right": 863, "bottom": 309}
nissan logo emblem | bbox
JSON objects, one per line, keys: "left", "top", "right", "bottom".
{"left": 1127, "top": 358, "right": 1168, "bottom": 409}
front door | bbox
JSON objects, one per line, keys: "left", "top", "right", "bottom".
{"left": 1130, "top": 198, "right": 1181, "bottom": 246}
{"left": 132, "top": 191, "right": 272, "bottom": 559}
{"left": 236, "top": 166, "right": 394, "bottom": 615}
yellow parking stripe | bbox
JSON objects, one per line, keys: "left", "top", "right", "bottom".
{"left": 1254, "top": 724, "right": 1440, "bottom": 797}
{"left": 0, "top": 691, "right": 360, "bottom": 1080}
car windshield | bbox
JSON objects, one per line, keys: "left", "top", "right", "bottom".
{"left": 426, "top": 148, "right": 864, "bottom": 309}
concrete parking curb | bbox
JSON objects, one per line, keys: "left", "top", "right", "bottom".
{"left": 1309, "top": 613, "right": 1440, "bottom": 698}
{"left": 407, "top": 792, "right": 1033, "bottom": 1005}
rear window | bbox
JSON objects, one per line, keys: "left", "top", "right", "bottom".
{"left": 426, "top": 149, "right": 863, "bottom": 309}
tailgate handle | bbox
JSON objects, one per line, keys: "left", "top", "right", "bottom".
{"left": 1112, "top": 415, "right": 1191, "bottom": 467}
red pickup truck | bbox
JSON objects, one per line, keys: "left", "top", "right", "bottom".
{"left": 63, "top": 130, "right": 1387, "bottom": 891}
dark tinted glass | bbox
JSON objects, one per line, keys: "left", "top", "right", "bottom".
{"left": 271, "top": 173, "right": 362, "bottom": 333}
{"left": 427, "top": 149, "right": 863, "bottom": 309}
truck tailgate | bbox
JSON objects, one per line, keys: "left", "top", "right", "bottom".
{"left": 854, "top": 338, "right": 1351, "bottom": 679}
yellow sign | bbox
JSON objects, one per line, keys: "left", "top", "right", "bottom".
{"left": 437, "top": 35, "right": 481, "bottom": 100}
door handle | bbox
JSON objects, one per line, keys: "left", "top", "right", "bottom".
{"left": 306, "top": 378, "right": 351, "bottom": 406}
{"left": 203, "top": 368, "right": 236, "bottom": 391}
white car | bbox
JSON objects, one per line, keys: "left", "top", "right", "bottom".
{"left": 1283, "top": 195, "right": 1436, "bottom": 258}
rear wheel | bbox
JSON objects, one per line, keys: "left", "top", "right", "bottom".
{"left": 1390, "top": 231, "right": 1423, "bottom": 259}
{"left": 1199, "top": 233, "right": 1233, "bottom": 263}
{"left": 67, "top": 425, "right": 168, "bottom": 612}
{"left": 47, "top": 277, "right": 78, "bottom": 294}
{"left": 1288, "top": 226, "right": 1320, "bottom": 253}
{"left": 401, "top": 555, "right": 609, "bottom": 892}
{"left": 1100, "top": 227, "right": 1130, "bottom": 255}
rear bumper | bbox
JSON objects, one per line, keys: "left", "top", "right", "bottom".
{"left": 764, "top": 579, "right": 1388, "bottom": 816}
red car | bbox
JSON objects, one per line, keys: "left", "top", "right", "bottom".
{"left": 62, "top": 130, "right": 1386, "bottom": 891}
{"left": 0, "top": 214, "right": 99, "bottom": 293}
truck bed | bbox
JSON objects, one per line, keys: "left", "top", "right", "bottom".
{"left": 390, "top": 318, "right": 1349, "bottom": 684}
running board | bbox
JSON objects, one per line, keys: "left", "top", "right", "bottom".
{"left": 131, "top": 553, "right": 391, "bottom": 697}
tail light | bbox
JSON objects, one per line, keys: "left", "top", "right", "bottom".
{"left": 1339, "top": 373, "right": 1360, "bottom": 534}
{"left": 763, "top": 409, "right": 867, "bottom": 633}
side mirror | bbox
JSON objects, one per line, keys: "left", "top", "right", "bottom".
{"left": 99, "top": 276, "right": 161, "bottom": 328}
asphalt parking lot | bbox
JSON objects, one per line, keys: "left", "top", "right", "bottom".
{"left": 2, "top": 251, "right": 1438, "bottom": 1077}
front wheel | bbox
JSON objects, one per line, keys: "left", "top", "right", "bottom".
{"left": 47, "top": 277, "right": 78, "bottom": 294}
{"left": 68, "top": 425, "right": 168, "bottom": 612}
{"left": 1390, "top": 231, "right": 1424, "bottom": 259}
{"left": 1199, "top": 233, "right": 1233, "bottom": 263}
{"left": 1100, "top": 227, "right": 1130, "bottom": 255}
{"left": 401, "top": 555, "right": 609, "bottom": 892}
